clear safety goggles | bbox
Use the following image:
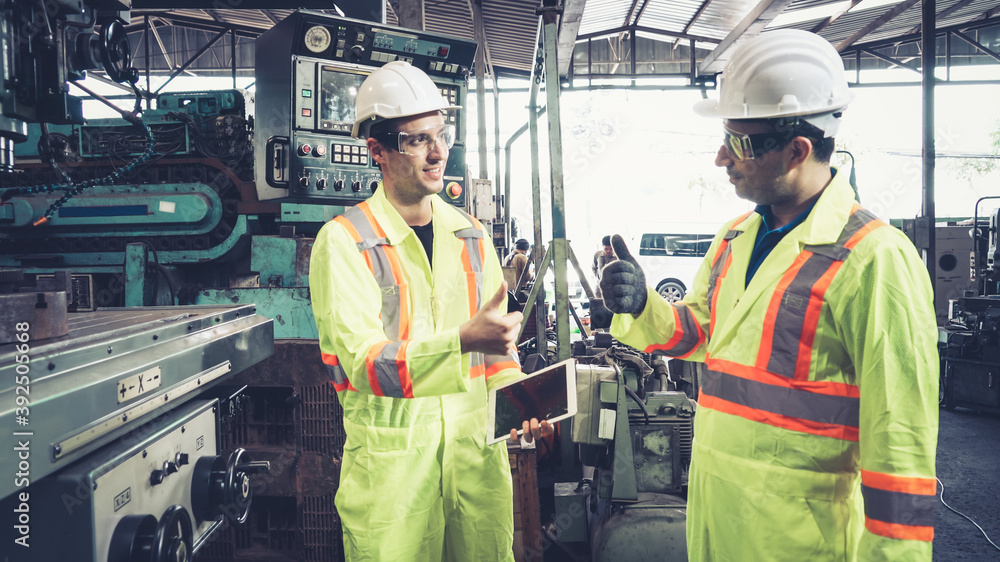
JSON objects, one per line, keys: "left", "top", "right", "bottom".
{"left": 722, "top": 125, "right": 795, "bottom": 161}
{"left": 377, "top": 124, "right": 455, "bottom": 157}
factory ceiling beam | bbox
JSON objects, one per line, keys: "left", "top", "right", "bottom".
{"left": 147, "top": 19, "right": 175, "bottom": 70}
{"left": 556, "top": 0, "right": 587, "bottom": 78}
{"left": 577, "top": 25, "right": 719, "bottom": 45}
{"left": 859, "top": 47, "right": 922, "bottom": 74}
{"left": 905, "top": 0, "right": 975, "bottom": 35}
{"left": 698, "top": 0, "right": 796, "bottom": 74}
{"left": 979, "top": 4, "right": 1000, "bottom": 20}
{"left": 261, "top": 10, "right": 282, "bottom": 25}
{"left": 125, "top": 14, "right": 266, "bottom": 37}
{"left": 683, "top": 0, "right": 714, "bottom": 34}
{"left": 811, "top": 0, "right": 863, "bottom": 34}
{"left": 203, "top": 9, "right": 226, "bottom": 24}
{"left": 952, "top": 30, "right": 1000, "bottom": 63}
{"left": 836, "top": 0, "right": 920, "bottom": 51}
{"left": 153, "top": 26, "right": 230, "bottom": 93}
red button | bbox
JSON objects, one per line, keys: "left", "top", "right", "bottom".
{"left": 302, "top": 108, "right": 312, "bottom": 117}
{"left": 299, "top": 144, "right": 312, "bottom": 155}
{"left": 446, "top": 182, "right": 462, "bottom": 198}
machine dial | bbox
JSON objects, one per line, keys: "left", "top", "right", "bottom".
{"left": 303, "top": 26, "right": 332, "bottom": 54}
{"left": 191, "top": 448, "right": 269, "bottom": 524}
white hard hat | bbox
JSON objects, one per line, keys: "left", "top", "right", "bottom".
{"left": 352, "top": 61, "right": 461, "bottom": 139}
{"left": 694, "top": 29, "right": 855, "bottom": 137}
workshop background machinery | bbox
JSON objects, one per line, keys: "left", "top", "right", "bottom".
{"left": 0, "top": 295, "right": 275, "bottom": 561}
{"left": 1, "top": 4, "right": 484, "bottom": 560}
{"left": 939, "top": 205, "right": 1000, "bottom": 414}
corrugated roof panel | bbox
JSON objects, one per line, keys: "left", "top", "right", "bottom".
{"left": 579, "top": 0, "right": 634, "bottom": 35}
{"left": 481, "top": 0, "right": 540, "bottom": 73}
{"left": 686, "top": 0, "right": 762, "bottom": 40}
{"left": 638, "top": 0, "right": 717, "bottom": 35}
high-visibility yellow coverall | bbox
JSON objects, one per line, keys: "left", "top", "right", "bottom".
{"left": 612, "top": 169, "right": 939, "bottom": 561}
{"left": 310, "top": 187, "right": 522, "bottom": 562}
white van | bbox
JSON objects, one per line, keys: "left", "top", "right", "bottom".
{"left": 633, "top": 232, "right": 716, "bottom": 302}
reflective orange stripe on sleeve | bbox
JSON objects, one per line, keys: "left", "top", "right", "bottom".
{"left": 395, "top": 340, "right": 413, "bottom": 399}
{"left": 861, "top": 470, "right": 936, "bottom": 541}
{"left": 321, "top": 352, "right": 351, "bottom": 392}
{"left": 470, "top": 352, "right": 486, "bottom": 379}
{"left": 365, "top": 342, "right": 388, "bottom": 397}
{"left": 485, "top": 350, "right": 520, "bottom": 378}
{"left": 645, "top": 303, "right": 705, "bottom": 359}
{"left": 861, "top": 470, "right": 937, "bottom": 495}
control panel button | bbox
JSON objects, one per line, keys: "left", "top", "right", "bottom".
{"left": 299, "top": 144, "right": 312, "bottom": 156}
{"left": 334, "top": 180, "right": 345, "bottom": 191}
{"left": 299, "top": 176, "right": 310, "bottom": 188}
{"left": 314, "top": 144, "right": 327, "bottom": 157}
{"left": 316, "top": 178, "right": 328, "bottom": 190}
{"left": 352, "top": 181, "right": 362, "bottom": 192}
{"left": 446, "top": 182, "right": 463, "bottom": 199}
{"left": 301, "top": 108, "right": 312, "bottom": 117}
{"left": 150, "top": 469, "right": 165, "bottom": 486}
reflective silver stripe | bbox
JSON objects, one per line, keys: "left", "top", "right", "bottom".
{"left": 325, "top": 363, "right": 348, "bottom": 386}
{"left": 454, "top": 226, "right": 484, "bottom": 239}
{"left": 485, "top": 351, "right": 520, "bottom": 370}
{"left": 765, "top": 253, "right": 836, "bottom": 377}
{"left": 661, "top": 303, "right": 702, "bottom": 356}
{"left": 701, "top": 368, "right": 860, "bottom": 428}
{"left": 470, "top": 352, "right": 485, "bottom": 375}
{"left": 454, "top": 212, "right": 485, "bottom": 310}
{"left": 372, "top": 340, "right": 406, "bottom": 398}
{"left": 706, "top": 230, "right": 741, "bottom": 314}
{"left": 765, "top": 207, "right": 882, "bottom": 377}
{"left": 836, "top": 207, "right": 881, "bottom": 246}
{"left": 342, "top": 205, "right": 403, "bottom": 340}
{"left": 862, "top": 485, "right": 936, "bottom": 527}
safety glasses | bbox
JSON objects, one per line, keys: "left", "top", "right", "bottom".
{"left": 722, "top": 126, "right": 795, "bottom": 161}
{"left": 376, "top": 124, "right": 455, "bottom": 157}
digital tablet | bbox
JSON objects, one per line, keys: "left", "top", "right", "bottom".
{"left": 487, "top": 358, "right": 578, "bottom": 445}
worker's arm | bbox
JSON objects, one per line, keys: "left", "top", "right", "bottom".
{"left": 840, "top": 231, "right": 938, "bottom": 561}
{"left": 609, "top": 225, "right": 733, "bottom": 362}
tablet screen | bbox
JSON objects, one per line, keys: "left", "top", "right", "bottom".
{"left": 491, "top": 360, "right": 574, "bottom": 442}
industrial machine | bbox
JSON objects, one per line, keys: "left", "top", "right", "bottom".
{"left": 939, "top": 206, "right": 1000, "bottom": 413}
{"left": 0, "top": 301, "right": 275, "bottom": 561}
{"left": 545, "top": 337, "right": 695, "bottom": 560}
{"left": 253, "top": 10, "right": 476, "bottom": 206}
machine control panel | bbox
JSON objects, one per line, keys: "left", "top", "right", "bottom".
{"left": 254, "top": 11, "right": 476, "bottom": 207}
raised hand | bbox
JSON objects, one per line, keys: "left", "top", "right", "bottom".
{"left": 600, "top": 234, "right": 648, "bottom": 315}
{"left": 459, "top": 282, "right": 523, "bottom": 356}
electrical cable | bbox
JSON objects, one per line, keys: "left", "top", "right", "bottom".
{"left": 138, "top": 240, "right": 177, "bottom": 306}
{"left": 0, "top": 80, "right": 155, "bottom": 222}
{"left": 938, "top": 478, "right": 1000, "bottom": 552}
{"left": 623, "top": 384, "right": 649, "bottom": 425}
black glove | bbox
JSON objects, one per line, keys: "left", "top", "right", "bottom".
{"left": 599, "top": 234, "right": 647, "bottom": 315}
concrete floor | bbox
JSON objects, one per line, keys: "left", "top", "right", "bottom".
{"left": 935, "top": 407, "right": 1000, "bottom": 561}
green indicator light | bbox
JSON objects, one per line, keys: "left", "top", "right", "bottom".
{"left": 302, "top": 89, "right": 312, "bottom": 98}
